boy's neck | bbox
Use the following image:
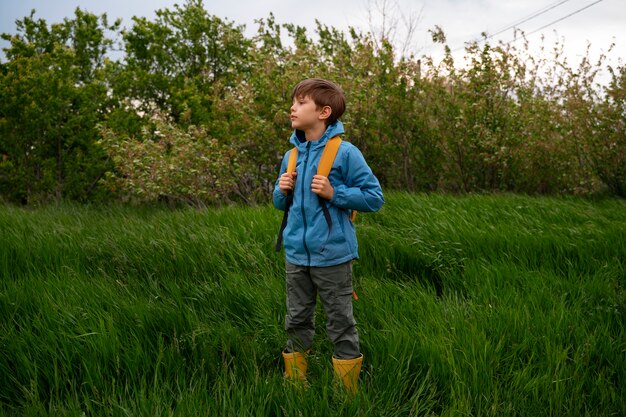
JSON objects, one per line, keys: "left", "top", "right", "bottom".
{"left": 304, "top": 123, "right": 327, "bottom": 142}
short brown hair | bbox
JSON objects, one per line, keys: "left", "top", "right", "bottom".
{"left": 291, "top": 78, "right": 346, "bottom": 125}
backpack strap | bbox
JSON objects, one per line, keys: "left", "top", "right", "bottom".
{"left": 317, "top": 136, "right": 341, "bottom": 176}
{"left": 287, "top": 146, "right": 298, "bottom": 173}
{"left": 275, "top": 147, "right": 298, "bottom": 252}
{"left": 318, "top": 137, "right": 357, "bottom": 222}
{"left": 317, "top": 136, "right": 342, "bottom": 235}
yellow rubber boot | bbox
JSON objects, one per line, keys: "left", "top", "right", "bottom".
{"left": 282, "top": 350, "right": 308, "bottom": 385}
{"left": 332, "top": 354, "right": 363, "bottom": 394}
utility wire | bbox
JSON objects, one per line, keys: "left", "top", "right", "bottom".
{"left": 509, "top": 0, "right": 604, "bottom": 42}
{"left": 451, "top": 0, "right": 572, "bottom": 52}
{"left": 485, "top": 0, "right": 571, "bottom": 41}
{"left": 450, "top": 0, "right": 605, "bottom": 52}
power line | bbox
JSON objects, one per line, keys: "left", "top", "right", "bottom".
{"left": 450, "top": 0, "right": 605, "bottom": 52}
{"left": 486, "top": 0, "right": 572, "bottom": 41}
{"left": 509, "top": 0, "right": 604, "bottom": 42}
{"left": 451, "top": 0, "right": 573, "bottom": 52}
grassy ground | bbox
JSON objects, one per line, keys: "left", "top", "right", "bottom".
{"left": 1, "top": 193, "right": 624, "bottom": 416}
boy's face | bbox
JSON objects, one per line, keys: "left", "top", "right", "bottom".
{"left": 290, "top": 95, "right": 329, "bottom": 131}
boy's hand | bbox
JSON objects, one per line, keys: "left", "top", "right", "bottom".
{"left": 311, "top": 175, "right": 334, "bottom": 200}
{"left": 279, "top": 172, "right": 297, "bottom": 195}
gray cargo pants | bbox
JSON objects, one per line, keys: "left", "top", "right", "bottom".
{"left": 284, "top": 260, "right": 360, "bottom": 359}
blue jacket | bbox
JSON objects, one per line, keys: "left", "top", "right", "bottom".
{"left": 273, "top": 121, "right": 384, "bottom": 267}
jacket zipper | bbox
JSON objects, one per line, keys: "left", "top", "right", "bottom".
{"left": 301, "top": 142, "right": 311, "bottom": 264}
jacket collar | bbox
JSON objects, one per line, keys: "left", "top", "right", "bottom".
{"left": 290, "top": 121, "right": 344, "bottom": 150}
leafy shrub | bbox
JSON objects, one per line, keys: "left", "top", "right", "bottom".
{"left": 99, "top": 117, "right": 239, "bottom": 206}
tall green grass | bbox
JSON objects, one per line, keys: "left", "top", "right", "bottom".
{"left": 1, "top": 193, "right": 624, "bottom": 416}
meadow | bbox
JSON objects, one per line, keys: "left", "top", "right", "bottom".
{"left": 1, "top": 193, "right": 624, "bottom": 416}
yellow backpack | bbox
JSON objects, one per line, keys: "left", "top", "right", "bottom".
{"left": 275, "top": 136, "right": 357, "bottom": 252}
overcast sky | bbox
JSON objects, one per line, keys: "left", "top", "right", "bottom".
{"left": 1, "top": 0, "right": 623, "bottom": 79}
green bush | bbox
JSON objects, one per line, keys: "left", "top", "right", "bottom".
{"left": 1, "top": 1, "right": 624, "bottom": 204}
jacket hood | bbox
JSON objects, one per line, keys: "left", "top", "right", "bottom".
{"left": 289, "top": 121, "right": 345, "bottom": 150}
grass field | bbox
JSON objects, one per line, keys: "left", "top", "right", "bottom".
{"left": 1, "top": 193, "right": 624, "bottom": 416}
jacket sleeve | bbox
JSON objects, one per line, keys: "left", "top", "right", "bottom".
{"left": 273, "top": 152, "right": 289, "bottom": 211}
{"left": 330, "top": 145, "right": 384, "bottom": 212}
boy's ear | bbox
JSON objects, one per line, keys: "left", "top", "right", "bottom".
{"left": 318, "top": 105, "right": 332, "bottom": 121}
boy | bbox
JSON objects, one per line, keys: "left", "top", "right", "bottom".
{"left": 273, "top": 78, "right": 384, "bottom": 393}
